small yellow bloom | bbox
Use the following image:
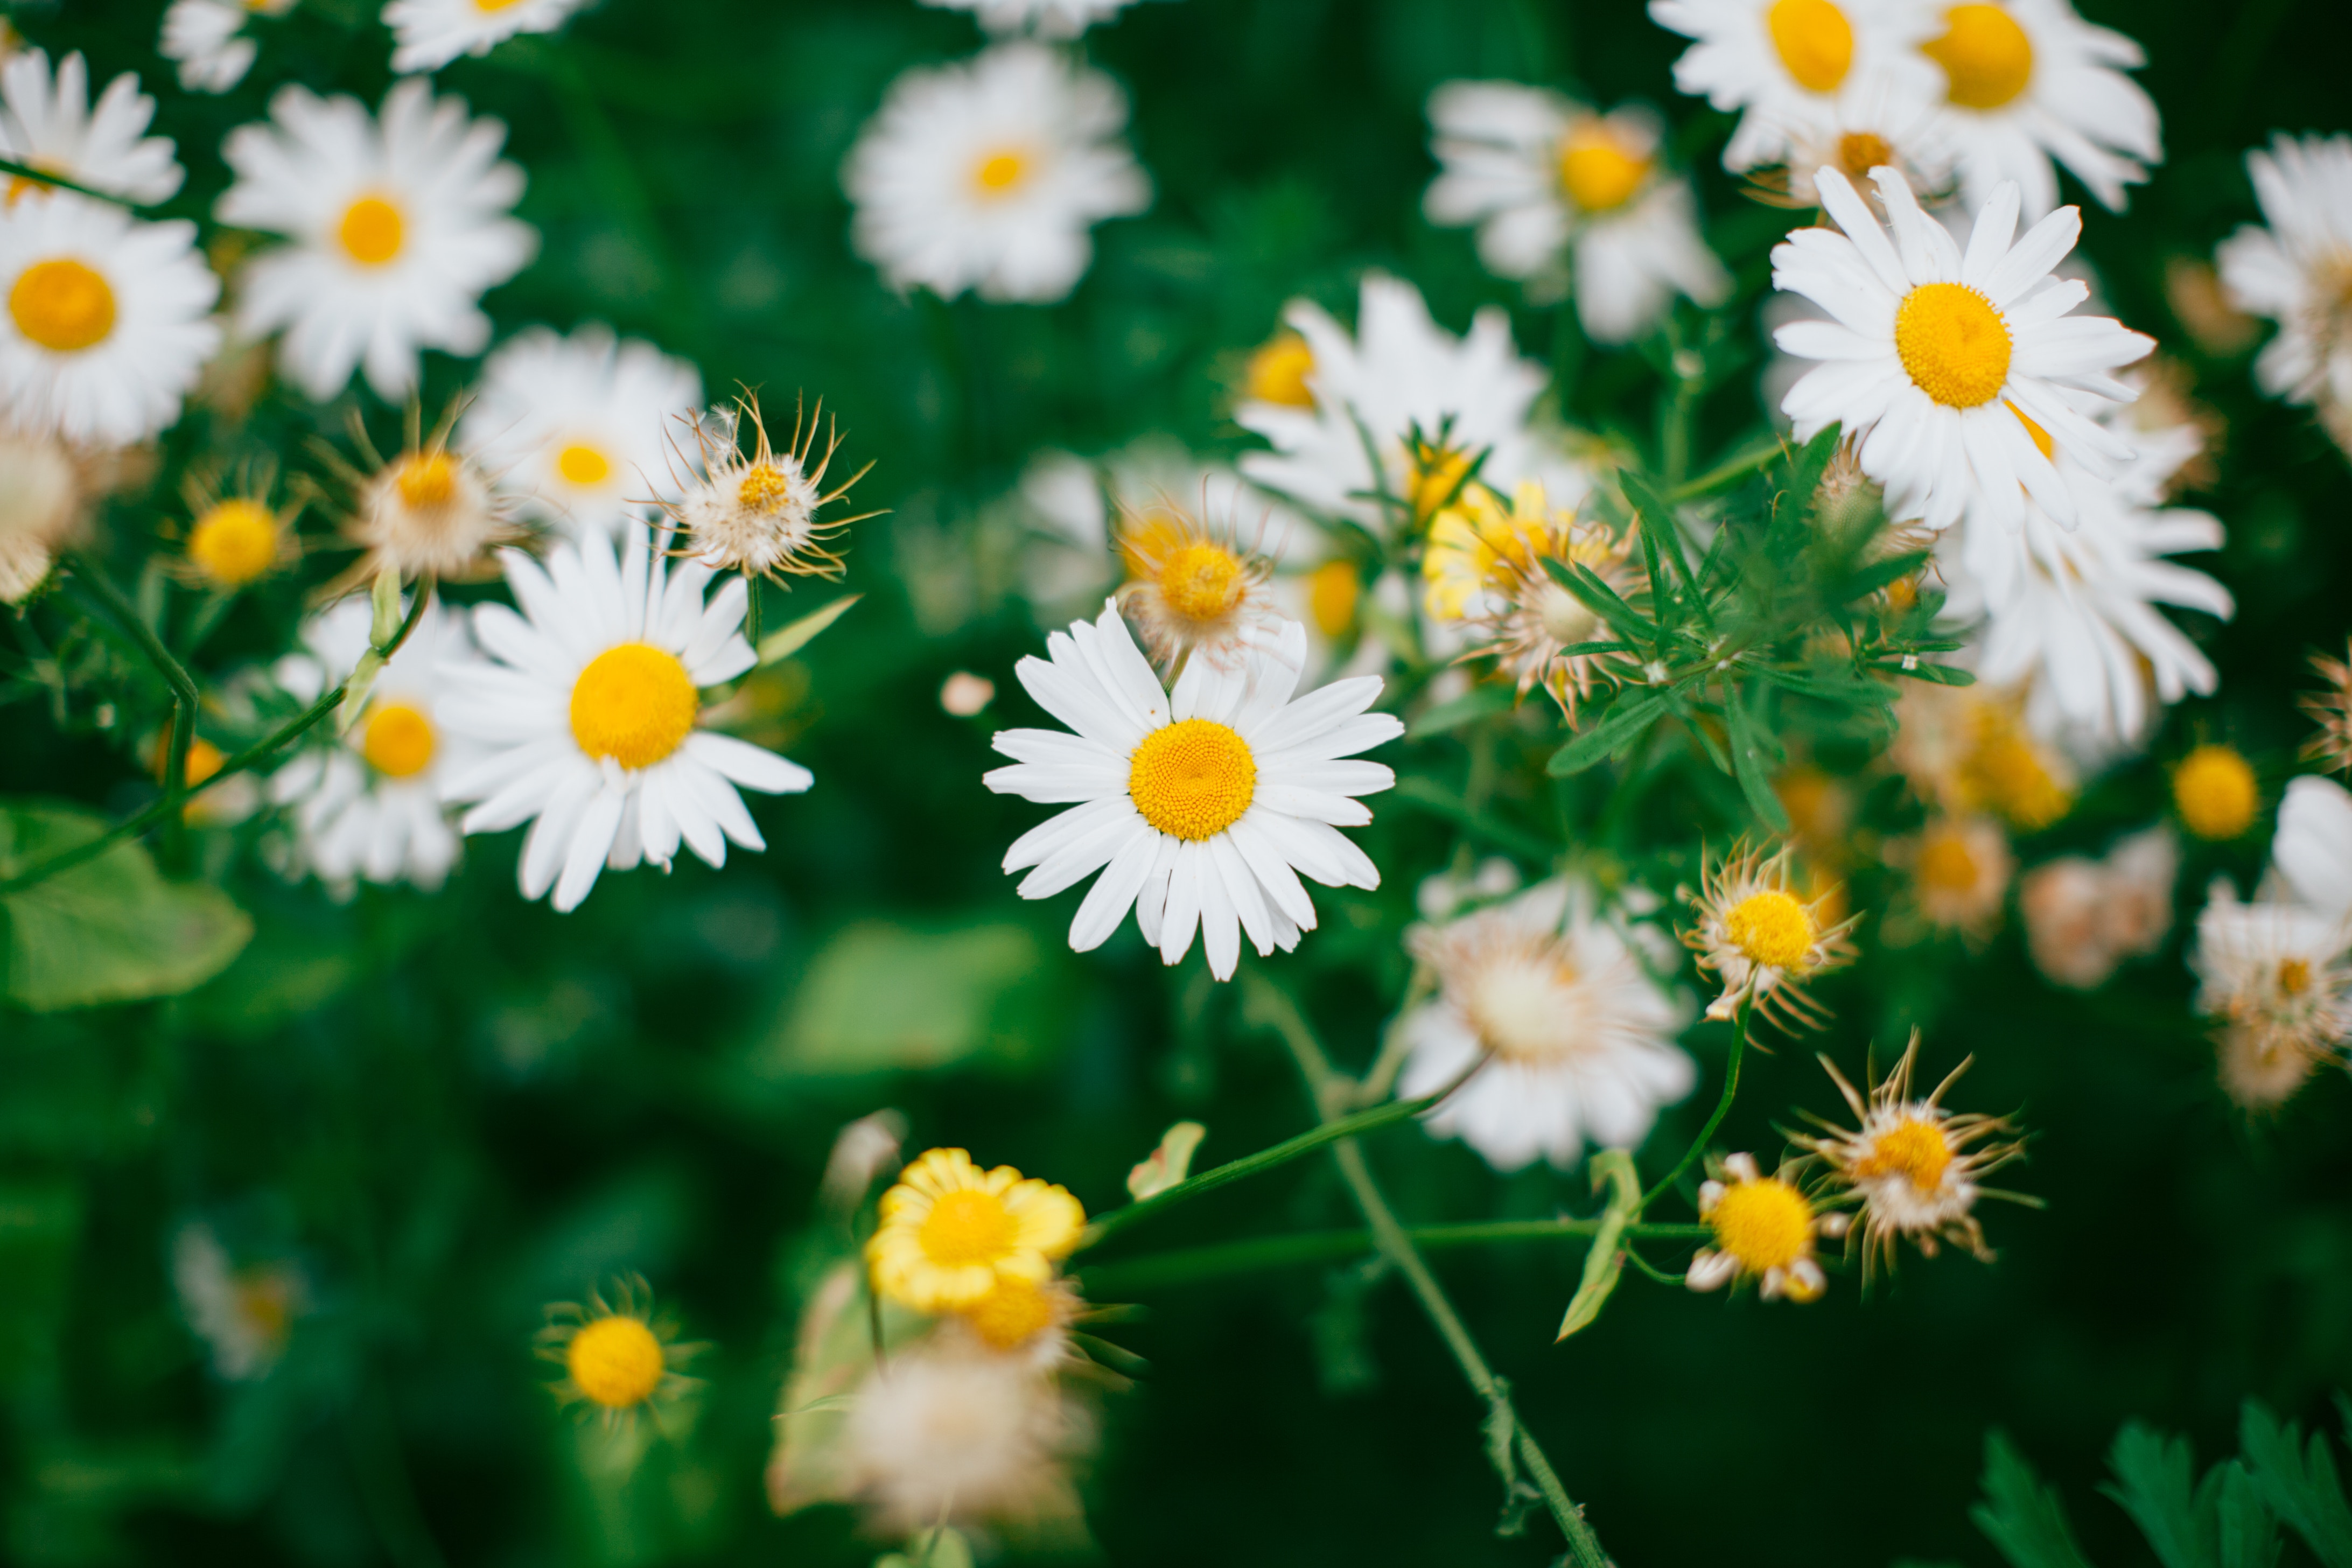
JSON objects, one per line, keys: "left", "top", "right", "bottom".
{"left": 537, "top": 1276, "right": 696, "bottom": 1426}
{"left": 2173, "top": 744, "right": 2258, "bottom": 841}
{"left": 1682, "top": 843, "right": 1858, "bottom": 1030}
{"left": 1243, "top": 331, "right": 1315, "bottom": 409}
{"left": 1685, "top": 1153, "right": 1839, "bottom": 1303}
{"left": 186, "top": 497, "right": 289, "bottom": 589}
{"left": 866, "top": 1149, "right": 1086, "bottom": 1313}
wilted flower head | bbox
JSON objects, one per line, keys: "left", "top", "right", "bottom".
{"left": 841, "top": 1342, "right": 1091, "bottom": 1533}
{"left": 662, "top": 394, "right": 871, "bottom": 584}
{"left": 1682, "top": 842, "right": 1858, "bottom": 1030}
{"left": 0, "top": 421, "right": 88, "bottom": 602}
{"left": 1891, "top": 814, "right": 2013, "bottom": 943}
{"left": 1113, "top": 493, "right": 1283, "bottom": 673}
{"left": 327, "top": 405, "right": 519, "bottom": 588}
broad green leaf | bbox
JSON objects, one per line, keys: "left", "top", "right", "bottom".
{"left": 1547, "top": 689, "right": 1673, "bottom": 778}
{"left": 1555, "top": 1149, "right": 1640, "bottom": 1340}
{"left": 1972, "top": 1431, "right": 2097, "bottom": 1568}
{"left": 2102, "top": 1422, "right": 2209, "bottom": 1568}
{"left": 2216, "top": 1460, "right": 2283, "bottom": 1568}
{"left": 2241, "top": 1402, "right": 2352, "bottom": 1567}
{"left": 757, "top": 593, "right": 861, "bottom": 664}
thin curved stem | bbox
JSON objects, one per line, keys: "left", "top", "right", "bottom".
{"left": 1076, "top": 1219, "right": 1716, "bottom": 1297}
{"left": 1640, "top": 999, "right": 1751, "bottom": 1211}
{"left": 63, "top": 556, "right": 199, "bottom": 863}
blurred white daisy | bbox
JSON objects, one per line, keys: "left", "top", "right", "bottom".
{"left": 0, "top": 194, "right": 220, "bottom": 444}
{"left": 984, "top": 604, "right": 1401, "bottom": 981}
{"left": 1771, "top": 165, "right": 2152, "bottom": 533}
{"left": 217, "top": 80, "right": 537, "bottom": 401}
{"left": 920, "top": 0, "right": 1139, "bottom": 36}
{"left": 0, "top": 49, "right": 184, "bottom": 205}
{"left": 459, "top": 324, "right": 701, "bottom": 537}
{"left": 2191, "top": 878, "right": 2352, "bottom": 1070}
{"left": 439, "top": 523, "right": 811, "bottom": 912}
{"left": 2216, "top": 134, "right": 2352, "bottom": 449}
{"left": 1395, "top": 877, "right": 1693, "bottom": 1173}
{"left": 2018, "top": 824, "right": 2175, "bottom": 990}
{"left": 270, "top": 594, "right": 480, "bottom": 892}
{"left": 841, "top": 1344, "right": 1090, "bottom": 1534}
{"left": 160, "top": 0, "right": 298, "bottom": 95}
{"left": 1423, "top": 87, "right": 1730, "bottom": 342}
{"left": 2272, "top": 774, "right": 2352, "bottom": 923}
{"left": 384, "top": 0, "right": 592, "bottom": 75}
{"left": 1767, "top": 81, "right": 1959, "bottom": 209}
{"left": 1916, "top": 0, "right": 2159, "bottom": 219}
{"left": 843, "top": 41, "right": 1150, "bottom": 304}
{"left": 172, "top": 1225, "right": 309, "bottom": 1382}
{"left": 0, "top": 421, "right": 87, "bottom": 603}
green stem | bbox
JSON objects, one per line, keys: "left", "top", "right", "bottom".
{"left": 1664, "top": 436, "right": 1784, "bottom": 503}
{"left": 65, "top": 555, "right": 199, "bottom": 863}
{"left": 0, "top": 156, "right": 151, "bottom": 209}
{"left": 1639, "top": 999, "right": 1750, "bottom": 1210}
{"left": 1076, "top": 1218, "right": 1716, "bottom": 1296}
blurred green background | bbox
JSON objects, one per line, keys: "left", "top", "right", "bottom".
{"left": 7, "top": 0, "right": 2352, "bottom": 1563}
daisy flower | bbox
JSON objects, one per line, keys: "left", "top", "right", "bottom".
{"left": 536, "top": 1276, "right": 697, "bottom": 1429}
{"left": 843, "top": 41, "right": 1151, "bottom": 304}
{"left": 842, "top": 1342, "right": 1091, "bottom": 1533}
{"left": 177, "top": 466, "right": 303, "bottom": 592}
{"left": 1890, "top": 681, "right": 2074, "bottom": 829}
{"left": 1762, "top": 80, "right": 1959, "bottom": 210}
{"left": 160, "top": 0, "right": 298, "bottom": 94}
{"left": 920, "top": 0, "right": 1139, "bottom": 36}
{"left": 216, "top": 80, "right": 537, "bottom": 401}
{"left": 660, "top": 393, "right": 872, "bottom": 583}
{"left": 1772, "top": 165, "right": 2153, "bottom": 534}
{"left": 1393, "top": 878, "right": 1693, "bottom": 1173}
{"left": 171, "top": 1225, "right": 309, "bottom": 1382}
{"left": 0, "top": 421, "right": 89, "bottom": 603}
{"left": 0, "top": 194, "right": 221, "bottom": 444}
{"left": 1682, "top": 842, "right": 1858, "bottom": 1029}
{"left": 328, "top": 411, "right": 521, "bottom": 587}
{"left": 2271, "top": 774, "right": 2352, "bottom": 922}
{"left": 947, "top": 1274, "right": 1083, "bottom": 1370}
{"left": 1915, "top": 0, "right": 2160, "bottom": 220}
{"left": 458, "top": 323, "right": 702, "bottom": 538}
{"left": 1114, "top": 494, "right": 1283, "bottom": 673}
{"left": 384, "top": 0, "right": 592, "bottom": 76}
{"left": 1892, "top": 813, "right": 2012, "bottom": 941}
{"left": 437, "top": 523, "right": 813, "bottom": 912}
{"left": 0, "top": 50, "right": 184, "bottom": 205}
{"left": 2190, "top": 879, "right": 2352, "bottom": 1077}
{"left": 269, "top": 594, "right": 479, "bottom": 893}
{"left": 1423, "top": 86, "right": 1730, "bottom": 342}
{"left": 2216, "top": 135, "right": 2352, "bottom": 450}
{"left": 1685, "top": 1152, "right": 1842, "bottom": 1303}
{"left": 984, "top": 605, "right": 1402, "bottom": 981}
{"left": 866, "top": 1148, "right": 1085, "bottom": 1313}
{"left": 2173, "top": 744, "right": 2260, "bottom": 843}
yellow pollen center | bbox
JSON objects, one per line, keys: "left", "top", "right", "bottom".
{"left": 2011, "top": 402, "right": 2055, "bottom": 461}
{"left": 736, "top": 463, "right": 794, "bottom": 513}
{"left": 972, "top": 149, "right": 1030, "bottom": 197}
{"left": 2279, "top": 957, "right": 2313, "bottom": 996}
{"left": 396, "top": 453, "right": 457, "bottom": 510}
{"left": 1836, "top": 130, "right": 1894, "bottom": 178}
{"left": 1915, "top": 829, "right": 1979, "bottom": 893}
{"left": 1724, "top": 889, "right": 1816, "bottom": 969}
{"left": 186, "top": 499, "right": 281, "bottom": 587}
{"left": 2173, "top": 745, "right": 2258, "bottom": 840}
{"left": 1245, "top": 333, "right": 1317, "bottom": 408}
{"left": 1306, "top": 558, "right": 1362, "bottom": 640}
{"left": 9, "top": 258, "right": 115, "bottom": 352}
{"left": 918, "top": 1189, "right": 1017, "bottom": 1267}
{"left": 565, "top": 1315, "right": 664, "bottom": 1410}
{"left": 1710, "top": 1178, "right": 1813, "bottom": 1271}
{"left": 1557, "top": 131, "right": 1651, "bottom": 213}
{"left": 1895, "top": 282, "right": 2012, "bottom": 408}
{"left": 960, "top": 1278, "right": 1058, "bottom": 1350}
{"left": 337, "top": 195, "right": 405, "bottom": 267}
{"left": 1768, "top": 0, "right": 1857, "bottom": 93}
{"left": 1925, "top": 3, "right": 2035, "bottom": 111}
{"left": 1156, "top": 541, "right": 1247, "bottom": 621}
{"left": 1856, "top": 1117, "right": 1954, "bottom": 1192}
{"left": 1128, "top": 719, "right": 1257, "bottom": 841}
{"left": 556, "top": 442, "right": 612, "bottom": 487}
{"left": 569, "top": 643, "right": 698, "bottom": 771}
{"left": 474, "top": 0, "right": 529, "bottom": 10}
{"left": 361, "top": 702, "right": 437, "bottom": 779}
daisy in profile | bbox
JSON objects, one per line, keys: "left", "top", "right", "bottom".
{"left": 1393, "top": 878, "right": 1693, "bottom": 1173}
{"left": 1114, "top": 495, "right": 1283, "bottom": 673}
{"left": 0, "top": 50, "right": 184, "bottom": 205}
{"left": 0, "top": 421, "right": 90, "bottom": 603}
{"left": 843, "top": 41, "right": 1151, "bottom": 304}
{"left": 1772, "top": 165, "right": 2153, "bottom": 534}
{"left": 537, "top": 1277, "right": 697, "bottom": 1429}
{"left": 459, "top": 324, "right": 702, "bottom": 538}
{"left": 0, "top": 194, "right": 220, "bottom": 444}
{"left": 1685, "top": 1152, "right": 1843, "bottom": 1303}
{"left": 921, "top": 0, "right": 1139, "bottom": 35}
{"left": 325, "top": 409, "right": 520, "bottom": 587}
{"left": 269, "top": 594, "right": 478, "bottom": 893}
{"left": 2216, "top": 135, "right": 2352, "bottom": 459}
{"left": 984, "top": 606, "right": 1402, "bottom": 980}
{"left": 1423, "top": 87, "right": 1729, "bottom": 342}
{"left": 842, "top": 1342, "right": 1091, "bottom": 1533}
{"left": 1682, "top": 842, "right": 1858, "bottom": 1028}
{"left": 216, "top": 80, "right": 537, "bottom": 401}
{"left": 438, "top": 523, "right": 811, "bottom": 911}
{"left": 160, "top": 0, "right": 299, "bottom": 94}
{"left": 384, "top": 0, "right": 591, "bottom": 75}
{"left": 660, "top": 393, "right": 873, "bottom": 584}
{"left": 866, "top": 1148, "right": 1085, "bottom": 1313}
{"left": 1914, "top": 0, "right": 2160, "bottom": 219}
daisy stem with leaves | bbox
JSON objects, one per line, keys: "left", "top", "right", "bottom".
{"left": 1641, "top": 997, "right": 1753, "bottom": 1209}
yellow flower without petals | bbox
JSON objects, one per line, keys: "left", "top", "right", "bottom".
{"left": 867, "top": 1148, "right": 1086, "bottom": 1313}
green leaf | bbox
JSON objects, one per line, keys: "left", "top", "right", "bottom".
{"left": 1833, "top": 548, "right": 1933, "bottom": 604}
{"left": 2102, "top": 1422, "right": 2208, "bottom": 1568}
{"left": 1408, "top": 682, "right": 1515, "bottom": 740}
{"left": 0, "top": 802, "right": 251, "bottom": 1011}
{"left": 1619, "top": 468, "right": 1698, "bottom": 594}
{"left": 2241, "top": 1402, "right": 2352, "bottom": 1567}
{"left": 1887, "top": 660, "right": 1978, "bottom": 687}
{"left": 757, "top": 593, "right": 861, "bottom": 664}
{"left": 1719, "top": 680, "right": 1790, "bottom": 833}
{"left": 1784, "top": 425, "right": 1842, "bottom": 517}
{"left": 1554, "top": 1150, "right": 1640, "bottom": 1340}
{"left": 1541, "top": 554, "right": 1656, "bottom": 644}
{"left": 1972, "top": 1431, "right": 2097, "bottom": 1568}
{"left": 2216, "top": 1461, "right": 2282, "bottom": 1568}
{"left": 1546, "top": 688, "right": 1673, "bottom": 778}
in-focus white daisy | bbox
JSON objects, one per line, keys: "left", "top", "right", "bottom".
{"left": 2216, "top": 135, "right": 2352, "bottom": 449}
{"left": 1235, "top": 274, "right": 1591, "bottom": 534}
{"left": 217, "top": 80, "right": 537, "bottom": 401}
{"left": 384, "top": 0, "right": 592, "bottom": 75}
{"left": 0, "top": 49, "right": 184, "bottom": 205}
{"left": 1394, "top": 878, "right": 1693, "bottom": 1173}
{"left": 984, "top": 604, "right": 1402, "bottom": 981}
{"left": 1772, "top": 165, "right": 2153, "bottom": 533}
{"left": 1915, "top": 0, "right": 2159, "bottom": 219}
{"left": 439, "top": 523, "right": 813, "bottom": 912}
{"left": 270, "top": 594, "right": 480, "bottom": 892}
{"left": 458, "top": 324, "right": 702, "bottom": 537}
{"left": 920, "top": 0, "right": 1139, "bottom": 37}
{"left": 1423, "top": 87, "right": 1728, "bottom": 343}
{"left": 160, "top": 0, "right": 298, "bottom": 95}
{"left": 843, "top": 41, "right": 1150, "bottom": 304}
{"left": 0, "top": 194, "right": 220, "bottom": 444}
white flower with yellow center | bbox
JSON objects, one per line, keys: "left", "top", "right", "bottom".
{"left": 1772, "top": 165, "right": 2153, "bottom": 534}
{"left": 1113, "top": 498, "right": 1283, "bottom": 673}
{"left": 459, "top": 324, "right": 702, "bottom": 538}
{"left": 1682, "top": 842, "right": 1859, "bottom": 1029}
{"left": 2018, "top": 824, "right": 2174, "bottom": 991}
{"left": 160, "top": 0, "right": 299, "bottom": 94}
{"left": 2216, "top": 135, "right": 2352, "bottom": 440}
{"left": 1685, "top": 1152, "right": 1840, "bottom": 1303}
{"left": 661, "top": 395, "right": 870, "bottom": 583}
{"left": 1423, "top": 87, "right": 1729, "bottom": 343}
{"left": 0, "top": 49, "right": 184, "bottom": 205}
{"left": 2191, "top": 879, "right": 2352, "bottom": 1079}
{"left": 269, "top": 594, "right": 480, "bottom": 892}
{"left": 0, "top": 193, "right": 220, "bottom": 444}
{"left": 1893, "top": 813, "right": 2012, "bottom": 940}
{"left": 0, "top": 420, "right": 87, "bottom": 603}
{"left": 383, "top": 0, "right": 591, "bottom": 75}
{"left": 985, "top": 604, "right": 1402, "bottom": 981}
{"left": 216, "top": 80, "right": 537, "bottom": 401}
{"left": 843, "top": 41, "right": 1151, "bottom": 304}
{"left": 342, "top": 432, "right": 520, "bottom": 586}
{"left": 438, "top": 523, "right": 813, "bottom": 912}
{"left": 1395, "top": 878, "right": 1693, "bottom": 1173}
{"left": 919, "top": 0, "right": 1139, "bottom": 36}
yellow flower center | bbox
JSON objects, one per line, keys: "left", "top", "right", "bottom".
{"left": 9, "top": 258, "right": 115, "bottom": 352}
{"left": 2011, "top": 402, "right": 2055, "bottom": 461}
{"left": 396, "top": 452, "right": 457, "bottom": 510}
{"left": 475, "top": 0, "right": 529, "bottom": 10}
{"left": 1724, "top": 888, "right": 1816, "bottom": 969}
{"left": 1914, "top": 828, "right": 1979, "bottom": 894}
{"left": 361, "top": 702, "right": 437, "bottom": 779}
{"left": 1963, "top": 721, "right": 2070, "bottom": 829}
{"left": 1245, "top": 332, "right": 1317, "bottom": 408}
{"left": 1925, "top": 3, "right": 2035, "bottom": 111}
{"left": 2173, "top": 744, "right": 2258, "bottom": 841}
{"left": 1306, "top": 558, "right": 1362, "bottom": 640}
{"left": 1835, "top": 130, "right": 1894, "bottom": 180}
{"left": 556, "top": 442, "right": 613, "bottom": 487}
{"left": 1768, "top": 0, "right": 1856, "bottom": 93}
{"left": 337, "top": 194, "right": 406, "bottom": 267}
{"left": 565, "top": 1315, "right": 664, "bottom": 1410}
{"left": 1710, "top": 1177, "right": 1812, "bottom": 1271}
{"left": 972, "top": 148, "right": 1031, "bottom": 198}
{"left": 1557, "top": 129, "right": 1651, "bottom": 214}
{"left": 186, "top": 499, "right": 281, "bottom": 587}
{"left": 1155, "top": 541, "right": 1247, "bottom": 622}
{"left": 736, "top": 463, "right": 794, "bottom": 513}
{"left": 1895, "top": 283, "right": 2011, "bottom": 408}
{"left": 918, "top": 1188, "right": 1017, "bottom": 1267}
{"left": 1128, "top": 718, "right": 1257, "bottom": 841}
{"left": 1854, "top": 1116, "right": 1954, "bottom": 1192}
{"left": 960, "top": 1277, "right": 1059, "bottom": 1350}
{"left": 569, "top": 643, "right": 698, "bottom": 771}
{"left": 2279, "top": 957, "right": 2313, "bottom": 997}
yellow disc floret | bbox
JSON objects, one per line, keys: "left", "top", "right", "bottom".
{"left": 396, "top": 452, "right": 457, "bottom": 510}
{"left": 1709, "top": 1177, "right": 1814, "bottom": 1272}
{"left": 972, "top": 148, "right": 1029, "bottom": 197}
{"left": 1895, "top": 283, "right": 2012, "bottom": 408}
{"left": 1914, "top": 828, "right": 1980, "bottom": 894}
{"left": 337, "top": 195, "right": 405, "bottom": 267}
{"left": 1557, "top": 129, "right": 1650, "bottom": 214}
{"left": 1768, "top": 0, "right": 1856, "bottom": 93}
{"left": 1154, "top": 542, "right": 1247, "bottom": 622}
{"left": 1245, "top": 332, "right": 1317, "bottom": 408}
{"left": 570, "top": 643, "right": 698, "bottom": 771}
{"left": 10, "top": 258, "right": 115, "bottom": 352}
{"left": 2279, "top": 957, "right": 2313, "bottom": 997}
{"left": 1924, "top": 3, "right": 2035, "bottom": 111}
{"left": 736, "top": 463, "right": 795, "bottom": 514}
{"left": 1835, "top": 130, "right": 1895, "bottom": 179}
{"left": 556, "top": 443, "right": 612, "bottom": 487}
{"left": 565, "top": 1315, "right": 665, "bottom": 1411}
{"left": 1128, "top": 719, "right": 1257, "bottom": 841}
{"left": 187, "top": 499, "right": 281, "bottom": 588}
{"left": 361, "top": 702, "right": 437, "bottom": 779}
{"left": 2173, "top": 744, "right": 2258, "bottom": 840}
{"left": 958, "top": 1276, "right": 1061, "bottom": 1352}
{"left": 1853, "top": 1117, "right": 1954, "bottom": 1192}
{"left": 1725, "top": 889, "right": 1817, "bottom": 970}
